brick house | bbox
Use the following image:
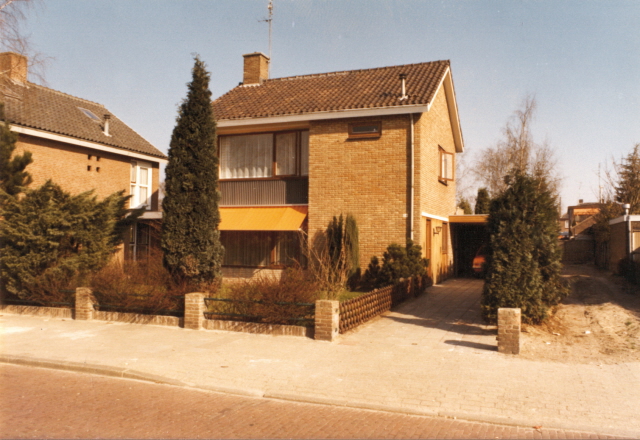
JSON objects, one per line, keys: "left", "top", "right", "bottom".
{"left": 0, "top": 52, "right": 168, "bottom": 261}
{"left": 213, "top": 53, "right": 464, "bottom": 284}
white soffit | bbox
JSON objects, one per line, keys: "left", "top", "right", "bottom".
{"left": 217, "top": 104, "right": 431, "bottom": 127}
{"left": 421, "top": 212, "right": 450, "bottom": 222}
{"left": 11, "top": 126, "right": 168, "bottom": 164}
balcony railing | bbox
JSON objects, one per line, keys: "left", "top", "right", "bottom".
{"left": 220, "top": 178, "right": 308, "bottom": 206}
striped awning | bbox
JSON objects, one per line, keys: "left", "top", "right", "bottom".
{"left": 218, "top": 206, "right": 308, "bottom": 231}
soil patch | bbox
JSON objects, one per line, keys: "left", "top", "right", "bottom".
{"left": 520, "top": 264, "right": 640, "bottom": 364}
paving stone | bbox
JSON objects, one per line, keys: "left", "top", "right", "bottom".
{"left": 1, "top": 278, "right": 639, "bottom": 437}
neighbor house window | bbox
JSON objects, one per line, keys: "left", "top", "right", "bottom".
{"left": 130, "top": 161, "right": 152, "bottom": 209}
{"left": 219, "top": 131, "right": 309, "bottom": 179}
{"left": 348, "top": 121, "right": 381, "bottom": 139}
{"left": 220, "top": 231, "right": 304, "bottom": 267}
{"left": 126, "top": 223, "right": 150, "bottom": 261}
{"left": 439, "top": 147, "right": 454, "bottom": 183}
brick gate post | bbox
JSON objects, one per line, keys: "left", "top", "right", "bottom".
{"left": 315, "top": 300, "right": 339, "bottom": 341}
{"left": 184, "top": 293, "right": 205, "bottom": 330}
{"left": 75, "top": 287, "right": 95, "bottom": 321}
{"left": 497, "top": 308, "right": 521, "bottom": 354}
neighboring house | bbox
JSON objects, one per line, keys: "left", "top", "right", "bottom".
{"left": 567, "top": 200, "right": 604, "bottom": 239}
{"left": 212, "top": 53, "right": 464, "bottom": 283}
{"left": 0, "top": 52, "right": 168, "bottom": 261}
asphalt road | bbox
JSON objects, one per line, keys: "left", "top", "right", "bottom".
{"left": 0, "top": 363, "right": 614, "bottom": 439}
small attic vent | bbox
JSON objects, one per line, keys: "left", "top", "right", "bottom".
{"left": 78, "top": 107, "right": 101, "bottom": 121}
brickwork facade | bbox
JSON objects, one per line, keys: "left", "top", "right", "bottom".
{"left": 14, "top": 134, "right": 160, "bottom": 210}
{"left": 308, "top": 115, "right": 410, "bottom": 269}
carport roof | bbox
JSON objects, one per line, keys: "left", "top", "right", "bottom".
{"left": 449, "top": 214, "right": 488, "bottom": 224}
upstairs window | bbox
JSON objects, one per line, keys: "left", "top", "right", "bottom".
{"left": 130, "top": 161, "right": 152, "bottom": 209}
{"left": 219, "top": 131, "right": 309, "bottom": 179}
{"left": 348, "top": 121, "right": 381, "bottom": 139}
{"left": 439, "top": 147, "right": 454, "bottom": 183}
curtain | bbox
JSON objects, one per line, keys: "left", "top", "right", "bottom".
{"left": 220, "top": 134, "right": 273, "bottom": 179}
{"left": 276, "top": 132, "right": 297, "bottom": 175}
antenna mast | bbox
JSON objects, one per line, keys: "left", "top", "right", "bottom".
{"left": 259, "top": 0, "right": 273, "bottom": 75}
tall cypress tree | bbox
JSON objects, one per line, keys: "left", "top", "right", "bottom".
{"left": 161, "top": 56, "right": 223, "bottom": 287}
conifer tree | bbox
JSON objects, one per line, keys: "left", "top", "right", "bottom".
{"left": 481, "top": 172, "right": 568, "bottom": 324}
{"left": 614, "top": 144, "right": 640, "bottom": 214}
{"left": 474, "top": 188, "right": 490, "bottom": 214}
{"left": 458, "top": 198, "right": 472, "bottom": 214}
{"left": 0, "top": 103, "right": 32, "bottom": 204}
{"left": 0, "top": 181, "right": 133, "bottom": 300}
{"left": 161, "top": 56, "right": 223, "bottom": 287}
{"left": 344, "top": 213, "right": 360, "bottom": 281}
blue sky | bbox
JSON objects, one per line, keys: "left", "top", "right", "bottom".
{"left": 19, "top": 0, "right": 640, "bottom": 211}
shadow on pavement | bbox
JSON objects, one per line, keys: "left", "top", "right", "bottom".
{"left": 444, "top": 340, "right": 497, "bottom": 351}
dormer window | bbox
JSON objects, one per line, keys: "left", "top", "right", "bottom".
{"left": 348, "top": 121, "right": 381, "bottom": 139}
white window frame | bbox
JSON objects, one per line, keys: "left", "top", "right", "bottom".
{"left": 130, "top": 160, "right": 152, "bottom": 209}
{"left": 439, "top": 147, "right": 454, "bottom": 183}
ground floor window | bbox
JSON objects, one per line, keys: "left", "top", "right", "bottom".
{"left": 125, "top": 222, "right": 151, "bottom": 261}
{"left": 220, "top": 231, "right": 305, "bottom": 268}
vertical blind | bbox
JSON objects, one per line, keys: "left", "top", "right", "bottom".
{"left": 221, "top": 231, "right": 303, "bottom": 267}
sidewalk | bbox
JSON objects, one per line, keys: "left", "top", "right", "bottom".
{"left": 2, "top": 278, "right": 639, "bottom": 437}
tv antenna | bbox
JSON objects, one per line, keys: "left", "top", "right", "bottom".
{"left": 259, "top": 0, "right": 273, "bottom": 75}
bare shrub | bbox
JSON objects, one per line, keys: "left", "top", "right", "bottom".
{"left": 89, "top": 250, "right": 195, "bottom": 316}
{"left": 210, "top": 267, "right": 319, "bottom": 325}
{"left": 304, "top": 230, "right": 352, "bottom": 299}
{"left": 16, "top": 270, "right": 78, "bottom": 305}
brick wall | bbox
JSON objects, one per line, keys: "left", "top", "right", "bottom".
{"left": 308, "top": 115, "right": 410, "bottom": 269}
{"left": 610, "top": 221, "right": 629, "bottom": 272}
{"left": 414, "top": 85, "right": 457, "bottom": 282}
{"left": 14, "top": 134, "right": 160, "bottom": 210}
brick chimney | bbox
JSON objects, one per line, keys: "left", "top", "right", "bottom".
{"left": 242, "top": 52, "right": 269, "bottom": 85}
{"left": 0, "top": 52, "right": 28, "bottom": 84}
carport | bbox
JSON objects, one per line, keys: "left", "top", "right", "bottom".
{"left": 449, "top": 214, "right": 489, "bottom": 277}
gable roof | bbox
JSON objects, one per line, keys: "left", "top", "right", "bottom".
{"left": 214, "top": 60, "right": 451, "bottom": 120}
{"left": 213, "top": 59, "right": 464, "bottom": 152}
{"left": 1, "top": 81, "right": 167, "bottom": 160}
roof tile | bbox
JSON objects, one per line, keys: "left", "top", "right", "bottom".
{"left": 1, "top": 81, "right": 166, "bottom": 159}
{"left": 213, "top": 60, "right": 450, "bottom": 120}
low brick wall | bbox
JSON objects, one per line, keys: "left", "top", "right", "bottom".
{"left": 203, "top": 319, "right": 312, "bottom": 337}
{"left": 93, "top": 311, "right": 182, "bottom": 327}
{"left": 0, "top": 304, "right": 73, "bottom": 319}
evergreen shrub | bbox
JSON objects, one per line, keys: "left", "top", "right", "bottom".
{"left": 0, "top": 181, "right": 134, "bottom": 302}
{"left": 362, "top": 240, "right": 428, "bottom": 290}
{"left": 481, "top": 172, "right": 568, "bottom": 324}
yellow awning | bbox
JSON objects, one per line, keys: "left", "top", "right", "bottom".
{"left": 219, "top": 206, "right": 308, "bottom": 231}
